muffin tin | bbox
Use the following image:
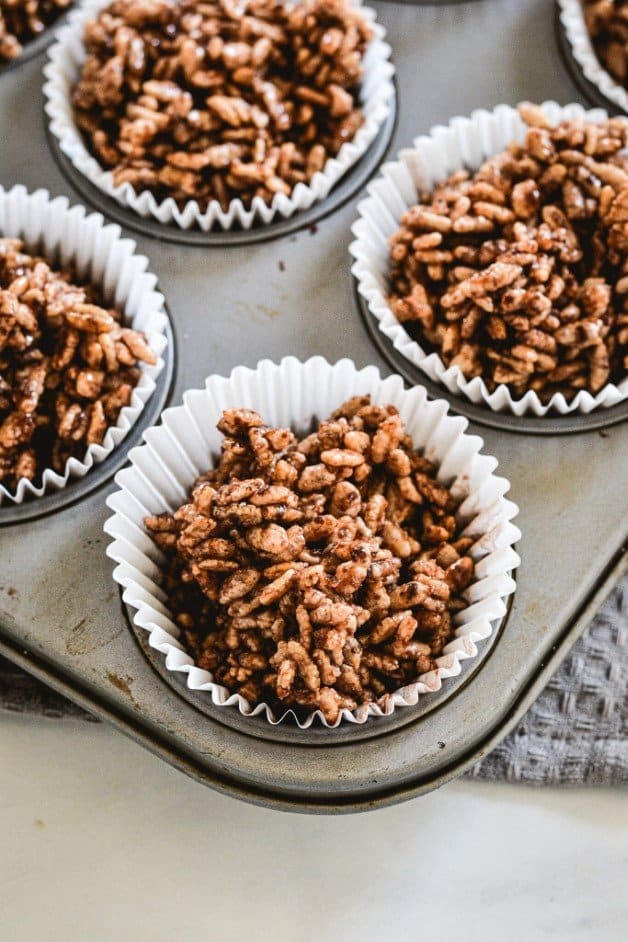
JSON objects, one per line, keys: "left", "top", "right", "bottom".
{"left": 0, "top": 0, "right": 626, "bottom": 811}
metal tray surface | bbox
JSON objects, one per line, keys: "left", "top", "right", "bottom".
{"left": 0, "top": 0, "right": 626, "bottom": 813}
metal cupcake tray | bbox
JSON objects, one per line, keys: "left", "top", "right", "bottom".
{"left": 0, "top": 0, "right": 626, "bottom": 812}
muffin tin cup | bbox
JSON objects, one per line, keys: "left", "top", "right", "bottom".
{"left": 104, "top": 356, "right": 520, "bottom": 731}
{"left": 0, "top": 184, "right": 170, "bottom": 506}
{"left": 43, "top": 0, "right": 395, "bottom": 235}
{"left": 350, "top": 100, "right": 628, "bottom": 418}
{"left": 556, "top": 0, "right": 628, "bottom": 115}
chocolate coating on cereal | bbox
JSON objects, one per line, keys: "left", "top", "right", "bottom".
{"left": 0, "top": 0, "right": 71, "bottom": 62}
{"left": 145, "top": 397, "right": 476, "bottom": 725}
{"left": 583, "top": 0, "right": 628, "bottom": 88}
{"left": 72, "top": 0, "right": 372, "bottom": 212}
{"left": 0, "top": 238, "right": 156, "bottom": 491}
{"left": 389, "top": 105, "right": 628, "bottom": 402}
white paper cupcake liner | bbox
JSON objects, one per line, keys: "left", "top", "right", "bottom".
{"left": 558, "top": 0, "right": 628, "bottom": 114}
{"left": 104, "top": 356, "right": 520, "bottom": 729}
{"left": 0, "top": 184, "right": 169, "bottom": 505}
{"left": 43, "top": 0, "right": 395, "bottom": 233}
{"left": 350, "top": 100, "right": 628, "bottom": 417}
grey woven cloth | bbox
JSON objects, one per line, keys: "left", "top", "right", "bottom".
{"left": 468, "top": 578, "right": 627, "bottom": 785}
{"left": 1, "top": 579, "right": 626, "bottom": 785}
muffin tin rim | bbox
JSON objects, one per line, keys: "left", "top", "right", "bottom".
{"left": 2, "top": 548, "right": 624, "bottom": 812}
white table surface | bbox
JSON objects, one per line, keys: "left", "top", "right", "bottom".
{"left": 1, "top": 714, "right": 626, "bottom": 941}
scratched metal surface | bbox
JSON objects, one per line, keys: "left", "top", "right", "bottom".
{"left": 0, "top": 0, "right": 627, "bottom": 811}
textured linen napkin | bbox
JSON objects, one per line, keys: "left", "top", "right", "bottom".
{"left": 1, "top": 579, "right": 626, "bottom": 785}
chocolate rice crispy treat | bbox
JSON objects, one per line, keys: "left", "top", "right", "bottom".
{"left": 72, "top": 0, "right": 372, "bottom": 212}
{"left": 145, "top": 397, "right": 476, "bottom": 725}
{"left": 0, "top": 238, "right": 156, "bottom": 491}
{"left": 584, "top": 0, "right": 628, "bottom": 88}
{"left": 389, "top": 104, "right": 628, "bottom": 402}
{"left": 0, "top": 0, "right": 71, "bottom": 63}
